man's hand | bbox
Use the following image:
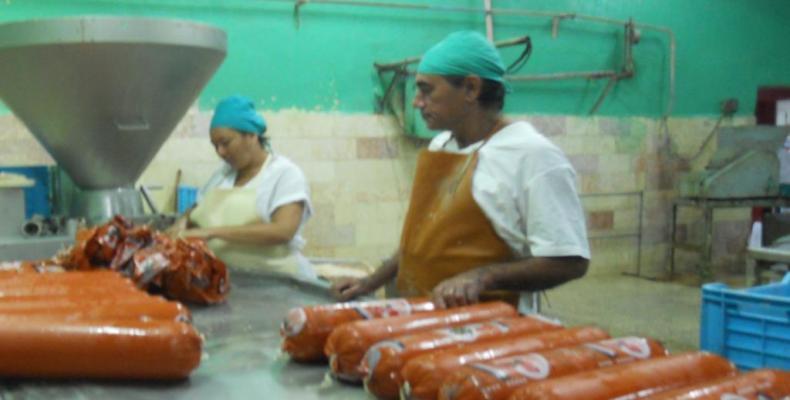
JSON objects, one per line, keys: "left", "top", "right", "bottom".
{"left": 330, "top": 277, "right": 372, "bottom": 302}
{"left": 431, "top": 269, "right": 491, "bottom": 309}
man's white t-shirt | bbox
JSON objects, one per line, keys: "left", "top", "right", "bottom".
{"left": 427, "top": 120, "right": 590, "bottom": 260}
{"left": 200, "top": 154, "right": 313, "bottom": 252}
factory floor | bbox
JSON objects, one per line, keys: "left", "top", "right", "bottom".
{"left": 542, "top": 273, "right": 704, "bottom": 353}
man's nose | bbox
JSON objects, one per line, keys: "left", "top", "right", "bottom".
{"left": 412, "top": 94, "right": 424, "bottom": 108}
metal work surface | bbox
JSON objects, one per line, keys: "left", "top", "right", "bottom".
{"left": 0, "top": 270, "right": 371, "bottom": 400}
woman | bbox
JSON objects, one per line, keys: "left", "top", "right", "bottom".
{"left": 171, "top": 95, "right": 314, "bottom": 278}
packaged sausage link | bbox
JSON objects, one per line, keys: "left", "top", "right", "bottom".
{"left": 362, "top": 315, "right": 562, "bottom": 399}
{"left": 324, "top": 301, "right": 517, "bottom": 382}
{"left": 0, "top": 319, "right": 203, "bottom": 379}
{"left": 508, "top": 352, "right": 737, "bottom": 400}
{"left": 0, "top": 296, "right": 191, "bottom": 323}
{"left": 438, "top": 336, "right": 667, "bottom": 400}
{"left": 642, "top": 369, "right": 790, "bottom": 399}
{"left": 401, "top": 325, "right": 610, "bottom": 400}
{"left": 281, "top": 297, "right": 435, "bottom": 362}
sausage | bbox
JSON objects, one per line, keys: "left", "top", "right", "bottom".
{"left": 508, "top": 352, "right": 737, "bottom": 400}
{"left": 643, "top": 369, "right": 790, "bottom": 399}
{"left": 362, "top": 315, "right": 563, "bottom": 399}
{"left": 0, "top": 319, "right": 202, "bottom": 379}
{"left": 0, "top": 270, "right": 128, "bottom": 286}
{"left": 0, "top": 274, "right": 139, "bottom": 298}
{"left": 281, "top": 298, "right": 435, "bottom": 362}
{"left": 0, "top": 284, "right": 141, "bottom": 299}
{"left": 438, "top": 336, "right": 667, "bottom": 400}
{"left": 401, "top": 325, "right": 610, "bottom": 400}
{"left": 324, "top": 301, "right": 517, "bottom": 382}
{"left": 0, "top": 296, "right": 192, "bottom": 322}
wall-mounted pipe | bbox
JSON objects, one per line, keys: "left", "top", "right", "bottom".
{"left": 290, "top": 0, "right": 676, "bottom": 118}
{"left": 507, "top": 70, "right": 618, "bottom": 82}
{"left": 483, "top": 0, "right": 494, "bottom": 41}
{"left": 374, "top": 35, "right": 530, "bottom": 72}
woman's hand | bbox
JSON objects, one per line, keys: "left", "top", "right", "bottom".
{"left": 165, "top": 214, "right": 190, "bottom": 238}
{"left": 181, "top": 228, "right": 216, "bottom": 240}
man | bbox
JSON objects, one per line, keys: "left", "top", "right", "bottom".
{"left": 332, "top": 31, "right": 589, "bottom": 308}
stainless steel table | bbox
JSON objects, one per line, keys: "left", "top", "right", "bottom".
{"left": 0, "top": 270, "right": 371, "bottom": 399}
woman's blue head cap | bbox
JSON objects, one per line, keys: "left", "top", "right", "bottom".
{"left": 210, "top": 95, "right": 266, "bottom": 136}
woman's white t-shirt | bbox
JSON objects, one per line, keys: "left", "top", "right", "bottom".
{"left": 200, "top": 154, "right": 313, "bottom": 252}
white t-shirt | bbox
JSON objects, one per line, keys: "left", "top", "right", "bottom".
{"left": 200, "top": 154, "right": 313, "bottom": 251}
{"left": 427, "top": 120, "right": 590, "bottom": 260}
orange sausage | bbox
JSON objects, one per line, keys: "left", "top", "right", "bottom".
{"left": 508, "top": 352, "right": 737, "bottom": 400}
{"left": 362, "top": 316, "right": 562, "bottom": 399}
{"left": 324, "top": 301, "right": 517, "bottom": 382}
{"left": 0, "top": 284, "right": 141, "bottom": 299}
{"left": 643, "top": 369, "right": 790, "bottom": 399}
{"left": 401, "top": 326, "right": 610, "bottom": 400}
{"left": 0, "top": 319, "right": 202, "bottom": 379}
{"left": 0, "top": 297, "right": 191, "bottom": 322}
{"left": 439, "top": 336, "right": 667, "bottom": 400}
{"left": 281, "top": 298, "right": 435, "bottom": 362}
{"left": 0, "top": 270, "right": 129, "bottom": 286}
{"left": 0, "top": 273, "right": 139, "bottom": 298}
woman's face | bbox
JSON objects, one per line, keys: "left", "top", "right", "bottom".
{"left": 210, "top": 127, "right": 260, "bottom": 170}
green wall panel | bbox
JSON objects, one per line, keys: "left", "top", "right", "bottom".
{"left": 0, "top": 0, "right": 788, "bottom": 117}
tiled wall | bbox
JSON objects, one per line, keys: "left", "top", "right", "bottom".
{"left": 0, "top": 109, "right": 756, "bottom": 278}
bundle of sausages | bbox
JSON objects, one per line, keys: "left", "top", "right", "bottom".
{"left": 279, "top": 298, "right": 790, "bottom": 400}
{"left": 0, "top": 269, "right": 203, "bottom": 380}
{"left": 45, "top": 215, "right": 230, "bottom": 305}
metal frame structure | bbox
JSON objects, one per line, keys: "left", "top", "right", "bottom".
{"left": 583, "top": 191, "right": 646, "bottom": 278}
{"left": 670, "top": 196, "right": 790, "bottom": 280}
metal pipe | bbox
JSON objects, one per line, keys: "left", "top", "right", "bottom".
{"left": 139, "top": 185, "right": 159, "bottom": 215}
{"left": 374, "top": 35, "right": 530, "bottom": 72}
{"left": 589, "top": 76, "right": 619, "bottom": 114}
{"left": 292, "top": 0, "right": 675, "bottom": 117}
{"left": 483, "top": 0, "right": 494, "bottom": 41}
{"left": 507, "top": 70, "right": 617, "bottom": 82}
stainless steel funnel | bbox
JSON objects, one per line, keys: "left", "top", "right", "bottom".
{"left": 0, "top": 17, "right": 226, "bottom": 222}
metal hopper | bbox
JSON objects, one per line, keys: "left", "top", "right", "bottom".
{"left": 0, "top": 16, "right": 226, "bottom": 223}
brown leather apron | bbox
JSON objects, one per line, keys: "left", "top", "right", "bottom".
{"left": 396, "top": 145, "right": 518, "bottom": 305}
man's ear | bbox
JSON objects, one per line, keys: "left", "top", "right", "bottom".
{"left": 463, "top": 76, "right": 483, "bottom": 103}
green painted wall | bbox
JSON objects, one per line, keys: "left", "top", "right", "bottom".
{"left": 0, "top": 0, "right": 788, "bottom": 117}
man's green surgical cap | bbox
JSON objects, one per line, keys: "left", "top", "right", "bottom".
{"left": 417, "top": 30, "right": 506, "bottom": 84}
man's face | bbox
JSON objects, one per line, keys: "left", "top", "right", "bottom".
{"left": 412, "top": 74, "right": 468, "bottom": 131}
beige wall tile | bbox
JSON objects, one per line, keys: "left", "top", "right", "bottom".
{"left": 0, "top": 108, "right": 761, "bottom": 280}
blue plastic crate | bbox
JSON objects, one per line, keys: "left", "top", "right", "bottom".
{"left": 700, "top": 273, "right": 790, "bottom": 371}
{"left": 177, "top": 186, "right": 198, "bottom": 215}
